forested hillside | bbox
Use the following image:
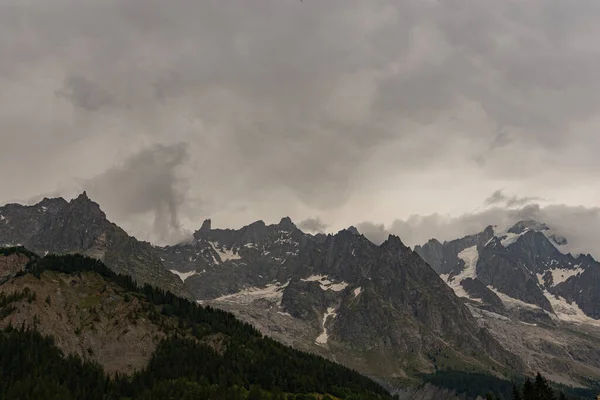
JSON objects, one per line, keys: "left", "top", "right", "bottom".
{"left": 0, "top": 251, "right": 393, "bottom": 400}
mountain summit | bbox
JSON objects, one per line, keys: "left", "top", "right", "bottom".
{"left": 416, "top": 220, "right": 600, "bottom": 320}
{"left": 0, "top": 194, "right": 186, "bottom": 296}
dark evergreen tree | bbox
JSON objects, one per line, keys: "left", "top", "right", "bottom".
{"left": 534, "top": 373, "right": 555, "bottom": 400}
{"left": 523, "top": 379, "right": 535, "bottom": 400}
{"left": 558, "top": 392, "right": 567, "bottom": 400}
{"left": 512, "top": 385, "right": 523, "bottom": 400}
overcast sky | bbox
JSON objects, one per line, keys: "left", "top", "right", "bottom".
{"left": 1, "top": 0, "right": 600, "bottom": 254}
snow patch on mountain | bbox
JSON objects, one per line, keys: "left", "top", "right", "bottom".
{"left": 543, "top": 290, "right": 600, "bottom": 327}
{"left": 209, "top": 241, "right": 242, "bottom": 262}
{"left": 277, "top": 311, "right": 293, "bottom": 318}
{"left": 490, "top": 224, "right": 531, "bottom": 247}
{"left": 487, "top": 286, "right": 541, "bottom": 310}
{"left": 440, "top": 245, "right": 480, "bottom": 301}
{"left": 213, "top": 281, "right": 290, "bottom": 305}
{"left": 274, "top": 231, "right": 299, "bottom": 247}
{"left": 457, "top": 246, "right": 479, "bottom": 278}
{"left": 492, "top": 222, "right": 571, "bottom": 254}
{"left": 169, "top": 269, "right": 198, "bottom": 283}
{"left": 537, "top": 267, "right": 584, "bottom": 287}
{"left": 467, "top": 304, "right": 511, "bottom": 322}
{"left": 500, "top": 231, "right": 527, "bottom": 247}
{"left": 316, "top": 307, "right": 336, "bottom": 345}
{"left": 484, "top": 284, "right": 600, "bottom": 326}
{"left": 550, "top": 267, "right": 583, "bottom": 285}
{"left": 353, "top": 287, "right": 362, "bottom": 298}
{"left": 301, "top": 275, "right": 349, "bottom": 292}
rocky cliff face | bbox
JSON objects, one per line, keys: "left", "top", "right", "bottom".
{"left": 0, "top": 251, "right": 30, "bottom": 283}
{"left": 156, "top": 220, "right": 521, "bottom": 380}
{"left": 0, "top": 194, "right": 186, "bottom": 296}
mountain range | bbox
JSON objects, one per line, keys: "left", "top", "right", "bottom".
{"left": 2, "top": 194, "right": 600, "bottom": 393}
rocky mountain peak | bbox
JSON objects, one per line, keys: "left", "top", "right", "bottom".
{"left": 0, "top": 195, "right": 186, "bottom": 296}
{"left": 418, "top": 218, "right": 600, "bottom": 328}
{"left": 39, "top": 196, "right": 68, "bottom": 208}
{"left": 244, "top": 220, "right": 267, "bottom": 235}
{"left": 277, "top": 216, "right": 296, "bottom": 231}
{"left": 425, "top": 238, "right": 442, "bottom": 247}
{"left": 380, "top": 234, "right": 409, "bottom": 253}
{"left": 577, "top": 253, "right": 595, "bottom": 263}
{"left": 483, "top": 225, "right": 495, "bottom": 236}
{"left": 346, "top": 226, "right": 360, "bottom": 235}
{"left": 199, "top": 219, "right": 212, "bottom": 232}
{"left": 507, "top": 220, "right": 549, "bottom": 235}
{"left": 68, "top": 192, "right": 105, "bottom": 218}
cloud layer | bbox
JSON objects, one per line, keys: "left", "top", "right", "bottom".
{"left": 84, "top": 143, "right": 190, "bottom": 243}
{"left": 357, "top": 198, "right": 600, "bottom": 260}
{"left": 1, "top": 0, "right": 599, "bottom": 245}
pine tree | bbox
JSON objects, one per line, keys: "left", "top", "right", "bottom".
{"left": 523, "top": 379, "right": 535, "bottom": 400}
{"left": 512, "top": 385, "right": 523, "bottom": 400}
{"left": 534, "top": 372, "right": 555, "bottom": 400}
{"left": 248, "top": 385, "right": 264, "bottom": 400}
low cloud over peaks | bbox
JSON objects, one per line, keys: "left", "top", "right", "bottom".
{"left": 298, "top": 217, "right": 328, "bottom": 233}
{"left": 484, "top": 190, "right": 542, "bottom": 208}
{"left": 356, "top": 194, "right": 600, "bottom": 260}
{"left": 84, "top": 143, "right": 191, "bottom": 244}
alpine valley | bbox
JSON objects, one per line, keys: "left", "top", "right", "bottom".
{"left": 1, "top": 194, "right": 600, "bottom": 398}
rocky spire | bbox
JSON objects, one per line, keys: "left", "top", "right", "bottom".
{"left": 199, "top": 219, "right": 212, "bottom": 232}
{"left": 380, "top": 234, "right": 409, "bottom": 253}
{"left": 278, "top": 217, "right": 296, "bottom": 231}
{"left": 69, "top": 191, "right": 105, "bottom": 219}
{"left": 346, "top": 226, "right": 360, "bottom": 235}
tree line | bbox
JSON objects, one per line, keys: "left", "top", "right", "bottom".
{"left": 422, "top": 370, "right": 598, "bottom": 400}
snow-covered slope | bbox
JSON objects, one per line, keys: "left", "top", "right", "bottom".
{"left": 418, "top": 220, "right": 600, "bottom": 324}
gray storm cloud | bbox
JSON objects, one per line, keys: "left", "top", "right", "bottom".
{"left": 298, "top": 217, "right": 328, "bottom": 233}
{"left": 84, "top": 143, "right": 190, "bottom": 244}
{"left": 484, "top": 190, "right": 541, "bottom": 208}
{"left": 0, "top": 0, "right": 599, "bottom": 245}
{"left": 357, "top": 199, "right": 600, "bottom": 260}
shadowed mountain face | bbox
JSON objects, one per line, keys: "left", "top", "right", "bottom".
{"left": 0, "top": 193, "right": 186, "bottom": 296}
{"left": 0, "top": 195, "right": 521, "bottom": 382}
